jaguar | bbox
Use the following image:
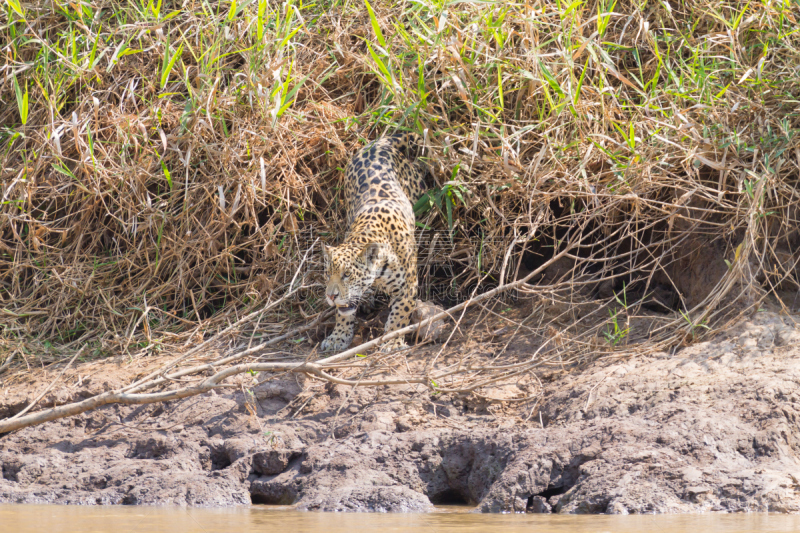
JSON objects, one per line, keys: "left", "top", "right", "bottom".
{"left": 320, "top": 133, "right": 429, "bottom": 353}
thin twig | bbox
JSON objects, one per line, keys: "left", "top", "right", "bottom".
{"left": 0, "top": 351, "right": 16, "bottom": 375}
{"left": 11, "top": 347, "right": 85, "bottom": 420}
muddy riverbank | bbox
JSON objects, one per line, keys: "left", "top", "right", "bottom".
{"left": 1, "top": 310, "right": 799, "bottom": 514}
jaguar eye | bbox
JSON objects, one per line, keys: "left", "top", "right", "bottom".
{"left": 342, "top": 272, "right": 350, "bottom": 280}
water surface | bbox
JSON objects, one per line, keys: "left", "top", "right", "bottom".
{"left": 2, "top": 504, "right": 799, "bottom": 533}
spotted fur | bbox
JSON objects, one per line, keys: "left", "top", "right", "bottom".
{"left": 320, "top": 133, "right": 429, "bottom": 353}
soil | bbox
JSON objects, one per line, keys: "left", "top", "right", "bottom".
{"left": 1, "top": 309, "right": 800, "bottom": 514}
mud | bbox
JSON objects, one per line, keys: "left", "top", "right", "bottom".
{"left": 1, "top": 310, "right": 800, "bottom": 513}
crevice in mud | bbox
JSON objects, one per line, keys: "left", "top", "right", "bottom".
{"left": 250, "top": 493, "right": 282, "bottom": 505}
{"left": 428, "top": 488, "right": 472, "bottom": 506}
{"left": 251, "top": 450, "right": 302, "bottom": 476}
{"left": 2, "top": 463, "right": 20, "bottom": 482}
{"left": 249, "top": 484, "right": 298, "bottom": 505}
{"left": 526, "top": 495, "right": 553, "bottom": 513}
{"left": 209, "top": 447, "right": 232, "bottom": 471}
{"left": 525, "top": 483, "right": 573, "bottom": 513}
{"left": 535, "top": 483, "right": 571, "bottom": 499}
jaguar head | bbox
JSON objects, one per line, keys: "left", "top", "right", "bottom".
{"left": 322, "top": 243, "right": 387, "bottom": 315}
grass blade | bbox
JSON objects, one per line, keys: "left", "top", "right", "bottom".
{"left": 6, "top": 0, "right": 24, "bottom": 17}
{"left": 364, "top": 0, "right": 386, "bottom": 48}
{"left": 160, "top": 43, "right": 184, "bottom": 89}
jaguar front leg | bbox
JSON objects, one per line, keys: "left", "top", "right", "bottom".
{"left": 380, "top": 285, "right": 417, "bottom": 353}
{"left": 320, "top": 312, "right": 356, "bottom": 353}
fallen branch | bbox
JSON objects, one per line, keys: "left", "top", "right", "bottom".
{"left": 125, "top": 309, "right": 333, "bottom": 395}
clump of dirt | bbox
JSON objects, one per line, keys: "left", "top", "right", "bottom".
{"left": 2, "top": 310, "right": 799, "bottom": 513}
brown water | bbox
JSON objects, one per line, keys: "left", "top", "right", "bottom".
{"left": 3, "top": 505, "right": 800, "bottom": 533}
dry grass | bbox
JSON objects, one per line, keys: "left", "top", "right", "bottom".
{"left": 1, "top": 0, "right": 799, "bottom": 374}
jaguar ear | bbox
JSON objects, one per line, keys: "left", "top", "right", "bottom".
{"left": 322, "top": 244, "right": 332, "bottom": 265}
{"left": 360, "top": 242, "right": 384, "bottom": 269}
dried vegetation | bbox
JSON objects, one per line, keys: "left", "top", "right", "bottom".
{"left": 1, "top": 0, "right": 799, "bottom": 406}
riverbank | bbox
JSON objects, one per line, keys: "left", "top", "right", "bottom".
{"left": 2, "top": 309, "right": 799, "bottom": 514}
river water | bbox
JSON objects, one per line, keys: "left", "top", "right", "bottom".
{"left": 3, "top": 505, "right": 800, "bottom": 533}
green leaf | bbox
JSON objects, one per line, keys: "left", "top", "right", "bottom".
{"left": 278, "top": 24, "right": 302, "bottom": 48}
{"left": 715, "top": 82, "right": 731, "bottom": 100}
{"left": 6, "top": 0, "right": 24, "bottom": 17}
{"left": 52, "top": 164, "right": 77, "bottom": 179}
{"left": 276, "top": 69, "right": 311, "bottom": 119}
{"left": 364, "top": 0, "right": 386, "bottom": 48}
{"left": 13, "top": 76, "right": 22, "bottom": 108}
{"left": 87, "top": 123, "right": 95, "bottom": 160}
{"left": 119, "top": 47, "right": 141, "bottom": 58}
{"left": 732, "top": 1, "right": 751, "bottom": 30}
{"left": 161, "top": 161, "right": 173, "bottom": 190}
{"left": 365, "top": 41, "right": 391, "bottom": 80}
{"left": 574, "top": 57, "right": 589, "bottom": 104}
{"left": 257, "top": 0, "right": 268, "bottom": 40}
{"left": 208, "top": 44, "right": 256, "bottom": 67}
{"left": 12, "top": 76, "right": 28, "bottom": 125}
{"left": 628, "top": 122, "right": 635, "bottom": 150}
{"left": 160, "top": 43, "right": 184, "bottom": 89}
{"left": 539, "top": 60, "right": 565, "bottom": 97}
{"left": 445, "top": 192, "right": 454, "bottom": 235}
{"left": 451, "top": 186, "right": 465, "bottom": 204}
{"left": 612, "top": 122, "right": 629, "bottom": 146}
{"left": 497, "top": 64, "right": 504, "bottom": 108}
{"left": 88, "top": 25, "right": 101, "bottom": 68}
{"left": 413, "top": 192, "right": 434, "bottom": 218}
{"left": 562, "top": 0, "right": 582, "bottom": 18}
{"left": 451, "top": 163, "right": 460, "bottom": 180}
{"left": 13, "top": 78, "right": 24, "bottom": 125}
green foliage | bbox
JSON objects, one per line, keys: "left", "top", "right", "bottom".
{"left": 413, "top": 165, "right": 468, "bottom": 239}
{"left": 680, "top": 310, "right": 711, "bottom": 340}
{"left": 12, "top": 75, "right": 28, "bottom": 126}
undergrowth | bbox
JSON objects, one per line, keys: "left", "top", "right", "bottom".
{"left": 1, "top": 0, "right": 799, "bottom": 366}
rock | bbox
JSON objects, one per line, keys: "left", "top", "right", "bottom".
{"left": 411, "top": 300, "right": 447, "bottom": 343}
{"left": 298, "top": 485, "right": 433, "bottom": 512}
{"left": 528, "top": 496, "right": 551, "bottom": 513}
{"left": 361, "top": 411, "right": 395, "bottom": 433}
{"left": 252, "top": 449, "right": 299, "bottom": 475}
